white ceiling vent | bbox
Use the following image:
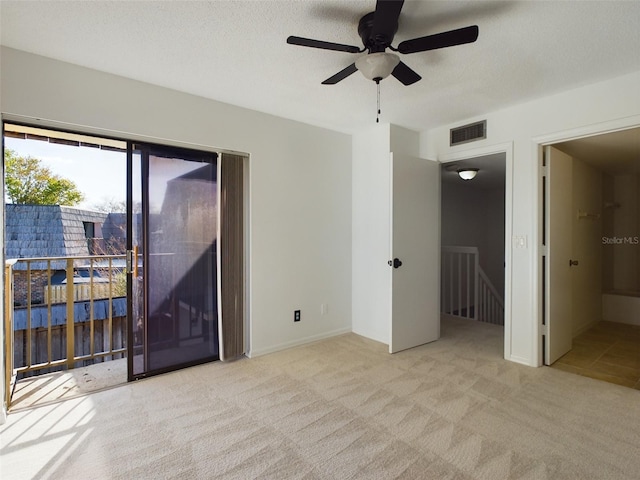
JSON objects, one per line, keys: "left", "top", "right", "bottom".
{"left": 450, "top": 120, "right": 486, "bottom": 146}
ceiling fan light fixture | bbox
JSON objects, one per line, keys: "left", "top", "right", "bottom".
{"left": 355, "top": 52, "right": 400, "bottom": 82}
{"left": 457, "top": 168, "right": 479, "bottom": 180}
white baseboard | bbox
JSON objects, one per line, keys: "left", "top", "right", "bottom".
{"left": 247, "top": 327, "right": 352, "bottom": 358}
{"left": 508, "top": 354, "right": 534, "bottom": 367}
{"left": 351, "top": 328, "right": 388, "bottom": 345}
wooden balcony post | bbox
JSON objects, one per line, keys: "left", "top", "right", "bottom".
{"left": 4, "top": 262, "right": 15, "bottom": 409}
{"left": 66, "top": 258, "right": 75, "bottom": 369}
{"left": 89, "top": 261, "right": 94, "bottom": 357}
{"left": 26, "top": 262, "right": 32, "bottom": 369}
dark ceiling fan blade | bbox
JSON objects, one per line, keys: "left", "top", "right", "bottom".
{"left": 397, "top": 25, "right": 479, "bottom": 54}
{"left": 321, "top": 63, "right": 358, "bottom": 85}
{"left": 372, "top": 0, "right": 404, "bottom": 42}
{"left": 391, "top": 61, "right": 421, "bottom": 86}
{"left": 287, "top": 36, "right": 361, "bottom": 53}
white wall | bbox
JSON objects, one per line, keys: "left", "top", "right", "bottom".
{"left": 441, "top": 183, "right": 505, "bottom": 294}
{"left": 610, "top": 174, "right": 640, "bottom": 292}
{"left": 0, "top": 58, "right": 4, "bottom": 422}
{"left": 0, "top": 47, "right": 353, "bottom": 362}
{"left": 602, "top": 173, "right": 640, "bottom": 293}
{"left": 571, "top": 156, "right": 602, "bottom": 335}
{"left": 422, "top": 69, "right": 640, "bottom": 366}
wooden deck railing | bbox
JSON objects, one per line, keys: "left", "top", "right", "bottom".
{"left": 4, "top": 255, "right": 127, "bottom": 408}
{"left": 43, "top": 282, "right": 115, "bottom": 303}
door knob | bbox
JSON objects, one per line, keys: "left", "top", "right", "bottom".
{"left": 389, "top": 258, "right": 402, "bottom": 269}
{"left": 569, "top": 259, "right": 579, "bottom": 266}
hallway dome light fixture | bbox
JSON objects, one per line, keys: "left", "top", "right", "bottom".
{"left": 355, "top": 52, "right": 400, "bottom": 82}
{"left": 457, "top": 168, "right": 479, "bottom": 180}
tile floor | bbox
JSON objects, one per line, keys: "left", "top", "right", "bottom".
{"left": 551, "top": 321, "right": 640, "bottom": 389}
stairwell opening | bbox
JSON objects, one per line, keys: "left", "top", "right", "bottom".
{"left": 440, "top": 153, "right": 507, "bottom": 326}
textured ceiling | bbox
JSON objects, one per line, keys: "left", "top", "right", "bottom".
{"left": 1, "top": 1, "right": 640, "bottom": 134}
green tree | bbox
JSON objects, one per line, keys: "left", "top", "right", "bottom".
{"left": 4, "top": 149, "right": 85, "bottom": 205}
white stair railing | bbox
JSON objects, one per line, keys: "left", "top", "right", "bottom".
{"left": 441, "top": 246, "right": 504, "bottom": 325}
{"left": 441, "top": 246, "right": 478, "bottom": 320}
{"left": 477, "top": 268, "right": 504, "bottom": 325}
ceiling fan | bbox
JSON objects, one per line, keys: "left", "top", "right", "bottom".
{"left": 287, "top": 0, "right": 479, "bottom": 86}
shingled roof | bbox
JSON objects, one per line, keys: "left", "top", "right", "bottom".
{"left": 101, "top": 212, "right": 126, "bottom": 240}
{"left": 5, "top": 204, "right": 108, "bottom": 270}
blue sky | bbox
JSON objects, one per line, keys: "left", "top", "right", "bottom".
{"left": 5, "top": 136, "right": 210, "bottom": 213}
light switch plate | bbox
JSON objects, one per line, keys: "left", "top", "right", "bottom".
{"left": 514, "top": 235, "right": 527, "bottom": 248}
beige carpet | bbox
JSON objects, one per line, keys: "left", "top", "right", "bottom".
{"left": 1, "top": 316, "right": 639, "bottom": 479}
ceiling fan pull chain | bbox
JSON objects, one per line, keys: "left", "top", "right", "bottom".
{"left": 376, "top": 79, "right": 381, "bottom": 123}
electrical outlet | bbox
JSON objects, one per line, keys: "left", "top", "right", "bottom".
{"left": 294, "top": 310, "right": 301, "bottom": 322}
{"left": 321, "top": 303, "right": 328, "bottom": 315}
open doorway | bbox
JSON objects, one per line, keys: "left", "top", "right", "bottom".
{"left": 440, "top": 152, "right": 507, "bottom": 351}
{"left": 3, "top": 123, "right": 129, "bottom": 408}
{"left": 543, "top": 128, "right": 640, "bottom": 389}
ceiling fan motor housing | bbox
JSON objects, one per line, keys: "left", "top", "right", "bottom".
{"left": 286, "top": 0, "right": 478, "bottom": 87}
{"left": 358, "top": 12, "right": 398, "bottom": 52}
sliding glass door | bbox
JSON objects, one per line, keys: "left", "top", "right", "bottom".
{"left": 127, "top": 143, "right": 219, "bottom": 379}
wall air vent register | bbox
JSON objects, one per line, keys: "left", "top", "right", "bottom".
{"left": 450, "top": 120, "right": 487, "bottom": 146}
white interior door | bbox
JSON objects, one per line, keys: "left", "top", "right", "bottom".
{"left": 390, "top": 153, "right": 440, "bottom": 353}
{"left": 545, "top": 146, "right": 573, "bottom": 364}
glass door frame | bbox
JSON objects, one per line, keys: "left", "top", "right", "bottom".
{"left": 126, "top": 141, "right": 220, "bottom": 381}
